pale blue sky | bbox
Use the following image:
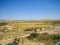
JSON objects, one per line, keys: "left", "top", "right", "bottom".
{"left": 0, "top": 0, "right": 60, "bottom": 20}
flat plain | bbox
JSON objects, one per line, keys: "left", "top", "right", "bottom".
{"left": 0, "top": 20, "right": 60, "bottom": 45}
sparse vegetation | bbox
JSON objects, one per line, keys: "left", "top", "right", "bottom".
{"left": 0, "top": 22, "right": 7, "bottom": 26}
{"left": 0, "top": 20, "right": 60, "bottom": 45}
{"left": 27, "top": 33, "right": 60, "bottom": 45}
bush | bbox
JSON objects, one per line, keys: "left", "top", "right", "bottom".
{"left": 27, "top": 33, "right": 50, "bottom": 40}
{"left": 0, "top": 22, "right": 7, "bottom": 26}
{"left": 37, "top": 33, "right": 50, "bottom": 41}
{"left": 50, "top": 34, "right": 60, "bottom": 40}
{"left": 28, "top": 33, "right": 39, "bottom": 39}
{"left": 13, "top": 38, "right": 20, "bottom": 44}
{"left": 27, "top": 33, "right": 59, "bottom": 45}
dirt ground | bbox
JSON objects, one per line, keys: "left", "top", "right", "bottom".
{"left": 0, "top": 29, "right": 60, "bottom": 45}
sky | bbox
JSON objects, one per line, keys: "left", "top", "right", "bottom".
{"left": 0, "top": 0, "right": 60, "bottom": 20}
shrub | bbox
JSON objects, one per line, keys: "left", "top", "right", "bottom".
{"left": 50, "top": 34, "right": 60, "bottom": 40}
{"left": 13, "top": 38, "right": 20, "bottom": 44}
{"left": 28, "top": 33, "right": 39, "bottom": 39}
{"left": 37, "top": 33, "right": 50, "bottom": 41}
{"left": 0, "top": 22, "right": 7, "bottom": 26}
